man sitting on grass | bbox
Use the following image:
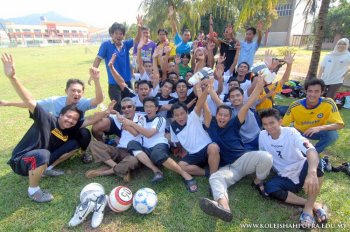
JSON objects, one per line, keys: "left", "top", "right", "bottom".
{"left": 259, "top": 108, "right": 327, "bottom": 228}
{"left": 282, "top": 79, "right": 344, "bottom": 154}
{"left": 199, "top": 75, "right": 273, "bottom": 222}
{"left": 0, "top": 70, "right": 104, "bottom": 164}
{"left": 123, "top": 97, "right": 198, "bottom": 193}
{"left": 1, "top": 53, "right": 112, "bottom": 202}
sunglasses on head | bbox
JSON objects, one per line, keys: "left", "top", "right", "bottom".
{"left": 121, "top": 105, "right": 133, "bottom": 110}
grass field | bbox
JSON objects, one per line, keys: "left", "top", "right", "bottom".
{"left": 0, "top": 45, "right": 349, "bottom": 232}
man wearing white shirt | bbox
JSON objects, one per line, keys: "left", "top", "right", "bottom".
{"left": 85, "top": 98, "right": 140, "bottom": 182}
{"left": 259, "top": 108, "right": 327, "bottom": 228}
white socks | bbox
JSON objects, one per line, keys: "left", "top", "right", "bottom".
{"left": 28, "top": 186, "right": 40, "bottom": 195}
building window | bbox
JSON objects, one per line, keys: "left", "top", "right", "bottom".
{"left": 22, "top": 29, "right": 31, "bottom": 32}
{"left": 15, "top": 29, "right": 21, "bottom": 32}
{"left": 34, "top": 29, "right": 41, "bottom": 33}
{"left": 276, "top": 3, "right": 292, "bottom": 17}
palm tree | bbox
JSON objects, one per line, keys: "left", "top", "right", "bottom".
{"left": 306, "top": 0, "right": 331, "bottom": 80}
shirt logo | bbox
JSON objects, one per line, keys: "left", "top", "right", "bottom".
{"left": 176, "top": 128, "right": 180, "bottom": 132}
{"left": 51, "top": 128, "right": 68, "bottom": 142}
{"left": 317, "top": 113, "right": 323, "bottom": 118}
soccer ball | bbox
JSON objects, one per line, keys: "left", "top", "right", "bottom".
{"left": 80, "top": 183, "right": 105, "bottom": 203}
{"left": 133, "top": 188, "right": 158, "bottom": 214}
{"left": 108, "top": 186, "right": 133, "bottom": 212}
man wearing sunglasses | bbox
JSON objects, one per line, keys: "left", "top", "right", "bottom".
{"left": 85, "top": 97, "right": 141, "bottom": 182}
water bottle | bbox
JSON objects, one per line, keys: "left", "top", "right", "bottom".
{"left": 188, "top": 67, "right": 214, "bottom": 85}
{"left": 251, "top": 62, "right": 276, "bottom": 84}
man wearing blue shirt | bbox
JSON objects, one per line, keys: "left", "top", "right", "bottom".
{"left": 199, "top": 76, "right": 273, "bottom": 222}
{"left": 93, "top": 20, "right": 141, "bottom": 111}
{"left": 168, "top": 6, "right": 193, "bottom": 55}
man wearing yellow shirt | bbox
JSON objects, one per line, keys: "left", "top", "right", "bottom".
{"left": 156, "top": 29, "right": 176, "bottom": 66}
{"left": 282, "top": 79, "right": 344, "bottom": 153}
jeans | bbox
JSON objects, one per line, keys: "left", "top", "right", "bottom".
{"left": 302, "top": 130, "right": 339, "bottom": 154}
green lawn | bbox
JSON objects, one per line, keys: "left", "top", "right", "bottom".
{"left": 0, "top": 45, "right": 349, "bottom": 232}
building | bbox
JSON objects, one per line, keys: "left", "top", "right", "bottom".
{"left": 0, "top": 21, "right": 89, "bottom": 47}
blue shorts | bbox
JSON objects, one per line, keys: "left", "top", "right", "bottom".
{"left": 181, "top": 144, "right": 211, "bottom": 167}
{"left": 265, "top": 160, "right": 324, "bottom": 194}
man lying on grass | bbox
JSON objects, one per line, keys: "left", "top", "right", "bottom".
{"left": 1, "top": 53, "right": 113, "bottom": 203}
{"left": 259, "top": 108, "right": 327, "bottom": 228}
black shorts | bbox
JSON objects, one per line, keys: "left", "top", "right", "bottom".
{"left": 9, "top": 149, "right": 50, "bottom": 176}
{"left": 181, "top": 144, "right": 210, "bottom": 167}
{"left": 127, "top": 141, "right": 169, "bottom": 166}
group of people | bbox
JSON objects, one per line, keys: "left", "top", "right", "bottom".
{"left": 1, "top": 6, "right": 347, "bottom": 228}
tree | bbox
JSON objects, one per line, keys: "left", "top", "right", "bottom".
{"left": 306, "top": 0, "right": 331, "bottom": 80}
{"left": 139, "top": 0, "right": 280, "bottom": 39}
{"left": 324, "top": 0, "right": 350, "bottom": 39}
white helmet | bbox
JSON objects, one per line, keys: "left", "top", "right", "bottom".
{"left": 80, "top": 183, "right": 105, "bottom": 203}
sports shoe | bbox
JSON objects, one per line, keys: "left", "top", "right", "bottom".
{"left": 28, "top": 189, "right": 54, "bottom": 203}
{"left": 199, "top": 198, "right": 233, "bottom": 222}
{"left": 42, "top": 168, "right": 65, "bottom": 177}
{"left": 322, "top": 156, "right": 332, "bottom": 172}
{"left": 342, "top": 163, "right": 350, "bottom": 176}
{"left": 91, "top": 194, "right": 107, "bottom": 228}
{"left": 68, "top": 199, "right": 96, "bottom": 227}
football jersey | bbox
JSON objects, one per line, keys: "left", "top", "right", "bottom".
{"left": 170, "top": 111, "right": 212, "bottom": 154}
{"left": 137, "top": 115, "right": 168, "bottom": 148}
{"left": 110, "top": 113, "right": 142, "bottom": 148}
{"left": 282, "top": 97, "right": 344, "bottom": 133}
{"left": 259, "top": 127, "right": 314, "bottom": 184}
{"left": 256, "top": 81, "right": 283, "bottom": 111}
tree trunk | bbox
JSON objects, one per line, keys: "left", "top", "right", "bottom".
{"left": 306, "top": 0, "right": 331, "bottom": 81}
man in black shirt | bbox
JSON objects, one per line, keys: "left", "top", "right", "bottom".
{"left": 2, "top": 53, "right": 111, "bottom": 203}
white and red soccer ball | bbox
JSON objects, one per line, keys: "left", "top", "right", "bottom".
{"left": 108, "top": 186, "right": 133, "bottom": 212}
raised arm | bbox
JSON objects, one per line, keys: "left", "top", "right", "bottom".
{"left": 152, "top": 47, "right": 162, "bottom": 88}
{"left": 214, "top": 63, "right": 224, "bottom": 95}
{"left": 238, "top": 74, "right": 264, "bottom": 123}
{"left": 229, "top": 42, "right": 241, "bottom": 75}
{"left": 81, "top": 100, "right": 116, "bottom": 128}
{"left": 209, "top": 14, "right": 220, "bottom": 46}
{"left": 168, "top": 6, "right": 178, "bottom": 35}
{"left": 280, "top": 51, "right": 294, "bottom": 85}
{"left": 108, "top": 54, "right": 128, "bottom": 91}
{"left": 89, "top": 67, "right": 104, "bottom": 107}
{"left": 207, "top": 41, "right": 215, "bottom": 68}
{"left": 256, "top": 21, "right": 263, "bottom": 47}
{"left": 0, "top": 100, "right": 27, "bottom": 108}
{"left": 92, "top": 57, "right": 102, "bottom": 68}
{"left": 1, "top": 53, "right": 36, "bottom": 113}
{"left": 137, "top": 37, "right": 147, "bottom": 75}
{"left": 134, "top": 15, "right": 143, "bottom": 44}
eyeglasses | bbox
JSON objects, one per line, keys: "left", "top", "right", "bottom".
{"left": 121, "top": 105, "right": 133, "bottom": 110}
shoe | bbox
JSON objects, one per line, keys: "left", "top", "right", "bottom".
{"left": 68, "top": 199, "right": 96, "bottom": 227}
{"left": 42, "top": 168, "right": 64, "bottom": 177}
{"left": 28, "top": 189, "right": 54, "bottom": 203}
{"left": 82, "top": 152, "right": 93, "bottom": 164}
{"left": 199, "top": 198, "right": 233, "bottom": 222}
{"left": 151, "top": 172, "right": 164, "bottom": 183}
{"left": 342, "top": 163, "right": 350, "bottom": 176}
{"left": 322, "top": 156, "right": 332, "bottom": 172}
{"left": 91, "top": 194, "right": 107, "bottom": 228}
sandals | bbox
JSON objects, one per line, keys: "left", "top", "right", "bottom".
{"left": 151, "top": 172, "right": 164, "bottom": 183}
{"left": 251, "top": 181, "right": 269, "bottom": 198}
{"left": 184, "top": 178, "right": 198, "bottom": 193}
{"left": 82, "top": 152, "right": 93, "bottom": 164}
{"left": 314, "top": 205, "right": 328, "bottom": 224}
{"left": 299, "top": 211, "right": 315, "bottom": 229}
{"left": 199, "top": 198, "right": 233, "bottom": 222}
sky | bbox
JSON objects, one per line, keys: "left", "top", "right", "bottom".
{"left": 0, "top": 0, "right": 144, "bottom": 28}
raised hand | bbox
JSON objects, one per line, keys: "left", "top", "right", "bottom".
{"left": 137, "top": 36, "right": 147, "bottom": 50}
{"left": 136, "top": 14, "right": 143, "bottom": 27}
{"left": 89, "top": 67, "right": 100, "bottom": 81}
{"left": 0, "top": 100, "right": 9, "bottom": 106}
{"left": 168, "top": 5, "right": 174, "bottom": 17}
{"left": 257, "top": 20, "right": 263, "bottom": 32}
{"left": 175, "top": 55, "right": 181, "bottom": 64}
{"left": 153, "top": 46, "right": 162, "bottom": 59}
{"left": 107, "top": 100, "right": 117, "bottom": 114}
{"left": 218, "top": 53, "right": 226, "bottom": 64}
{"left": 264, "top": 49, "right": 274, "bottom": 68}
{"left": 284, "top": 51, "right": 295, "bottom": 65}
{"left": 235, "top": 41, "right": 241, "bottom": 50}
{"left": 209, "top": 14, "right": 213, "bottom": 25}
{"left": 214, "top": 63, "right": 224, "bottom": 78}
{"left": 1, "top": 53, "right": 15, "bottom": 78}
{"left": 163, "top": 45, "right": 171, "bottom": 55}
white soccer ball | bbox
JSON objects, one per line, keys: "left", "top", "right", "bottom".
{"left": 80, "top": 183, "right": 105, "bottom": 203}
{"left": 133, "top": 188, "right": 158, "bottom": 214}
{"left": 108, "top": 186, "right": 133, "bottom": 212}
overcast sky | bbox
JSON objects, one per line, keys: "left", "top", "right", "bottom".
{"left": 0, "top": 0, "right": 144, "bottom": 27}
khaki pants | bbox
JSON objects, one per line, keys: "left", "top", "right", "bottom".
{"left": 89, "top": 140, "right": 139, "bottom": 176}
{"left": 210, "top": 151, "right": 273, "bottom": 201}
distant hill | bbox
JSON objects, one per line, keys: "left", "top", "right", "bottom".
{"left": 0, "top": 11, "right": 80, "bottom": 25}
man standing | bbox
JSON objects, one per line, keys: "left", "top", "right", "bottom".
{"left": 282, "top": 79, "right": 344, "bottom": 153}
{"left": 92, "top": 20, "right": 141, "bottom": 111}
